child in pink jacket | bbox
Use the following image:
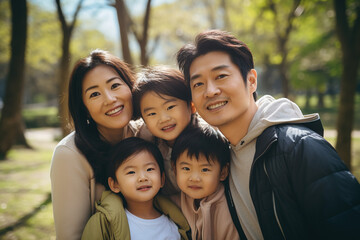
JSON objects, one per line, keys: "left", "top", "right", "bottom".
{"left": 171, "top": 124, "right": 240, "bottom": 240}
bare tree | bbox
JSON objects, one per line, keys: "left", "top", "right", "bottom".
{"left": 112, "top": 0, "right": 154, "bottom": 66}
{"left": 55, "top": 0, "right": 84, "bottom": 136}
{"left": 333, "top": 0, "right": 360, "bottom": 170}
{"left": 114, "top": 0, "right": 133, "bottom": 65}
{"left": 132, "top": 0, "right": 152, "bottom": 66}
{"left": 0, "top": 0, "right": 28, "bottom": 160}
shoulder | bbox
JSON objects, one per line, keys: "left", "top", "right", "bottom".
{"left": 82, "top": 192, "right": 129, "bottom": 239}
{"left": 267, "top": 124, "right": 349, "bottom": 181}
{"left": 95, "top": 191, "right": 126, "bottom": 221}
{"left": 273, "top": 124, "right": 327, "bottom": 153}
{"left": 53, "top": 131, "right": 78, "bottom": 154}
{"left": 51, "top": 131, "right": 92, "bottom": 177}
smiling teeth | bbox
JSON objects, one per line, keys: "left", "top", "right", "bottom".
{"left": 208, "top": 101, "right": 227, "bottom": 110}
{"left": 162, "top": 125, "right": 175, "bottom": 130}
{"left": 106, "top": 106, "right": 123, "bottom": 115}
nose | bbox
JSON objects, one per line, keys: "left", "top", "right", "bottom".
{"left": 189, "top": 171, "right": 201, "bottom": 182}
{"left": 159, "top": 111, "right": 171, "bottom": 123}
{"left": 104, "top": 90, "right": 117, "bottom": 105}
{"left": 138, "top": 171, "right": 148, "bottom": 182}
{"left": 205, "top": 80, "right": 220, "bottom": 98}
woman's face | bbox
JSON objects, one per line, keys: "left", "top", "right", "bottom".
{"left": 82, "top": 65, "right": 133, "bottom": 139}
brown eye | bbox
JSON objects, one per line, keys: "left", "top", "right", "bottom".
{"left": 90, "top": 92, "right": 100, "bottom": 98}
{"left": 111, "top": 83, "right": 121, "bottom": 89}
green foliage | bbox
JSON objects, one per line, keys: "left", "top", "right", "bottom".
{"left": 0, "top": 1, "right": 11, "bottom": 64}
{"left": 22, "top": 107, "right": 60, "bottom": 128}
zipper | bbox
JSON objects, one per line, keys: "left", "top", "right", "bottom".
{"left": 263, "top": 161, "right": 286, "bottom": 240}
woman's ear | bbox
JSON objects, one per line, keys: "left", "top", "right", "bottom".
{"left": 219, "top": 163, "right": 229, "bottom": 181}
{"left": 108, "top": 177, "right": 121, "bottom": 193}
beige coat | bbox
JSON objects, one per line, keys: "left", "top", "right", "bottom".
{"left": 50, "top": 120, "right": 150, "bottom": 240}
{"left": 181, "top": 183, "right": 239, "bottom": 240}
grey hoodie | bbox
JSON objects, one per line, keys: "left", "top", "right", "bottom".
{"left": 229, "top": 95, "right": 319, "bottom": 240}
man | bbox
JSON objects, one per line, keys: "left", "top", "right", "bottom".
{"left": 176, "top": 29, "right": 360, "bottom": 240}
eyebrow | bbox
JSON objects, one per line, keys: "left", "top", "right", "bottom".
{"left": 84, "top": 77, "right": 121, "bottom": 94}
{"left": 190, "top": 65, "right": 230, "bottom": 82}
{"left": 142, "top": 97, "right": 177, "bottom": 113}
{"left": 178, "top": 161, "right": 213, "bottom": 167}
{"left": 122, "top": 161, "right": 157, "bottom": 171}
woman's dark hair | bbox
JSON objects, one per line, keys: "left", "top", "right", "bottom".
{"left": 107, "top": 137, "right": 165, "bottom": 185}
{"left": 68, "top": 49, "right": 135, "bottom": 186}
{"left": 171, "top": 124, "right": 230, "bottom": 170}
{"left": 176, "top": 29, "right": 257, "bottom": 100}
{"left": 132, "top": 66, "right": 191, "bottom": 120}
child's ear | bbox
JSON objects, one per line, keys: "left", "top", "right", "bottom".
{"left": 108, "top": 177, "right": 121, "bottom": 193}
{"left": 220, "top": 163, "right": 229, "bottom": 181}
{"left": 160, "top": 172, "right": 165, "bottom": 188}
{"left": 190, "top": 102, "right": 196, "bottom": 114}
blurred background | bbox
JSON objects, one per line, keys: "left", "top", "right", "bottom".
{"left": 0, "top": 0, "right": 359, "bottom": 239}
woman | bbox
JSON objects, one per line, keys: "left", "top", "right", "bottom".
{"left": 50, "top": 50, "right": 147, "bottom": 240}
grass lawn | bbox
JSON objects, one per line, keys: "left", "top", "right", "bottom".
{"left": 0, "top": 131, "right": 56, "bottom": 240}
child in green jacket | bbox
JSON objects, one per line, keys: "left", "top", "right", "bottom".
{"left": 81, "top": 137, "right": 190, "bottom": 240}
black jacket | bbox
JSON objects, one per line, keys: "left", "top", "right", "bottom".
{"left": 226, "top": 120, "right": 360, "bottom": 240}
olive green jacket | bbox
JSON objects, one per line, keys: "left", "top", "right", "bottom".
{"left": 81, "top": 191, "right": 190, "bottom": 240}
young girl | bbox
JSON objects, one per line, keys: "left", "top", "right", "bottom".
{"left": 133, "top": 66, "right": 198, "bottom": 195}
{"left": 81, "top": 137, "right": 190, "bottom": 240}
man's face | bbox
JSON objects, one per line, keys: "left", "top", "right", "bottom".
{"left": 189, "top": 51, "right": 257, "bottom": 137}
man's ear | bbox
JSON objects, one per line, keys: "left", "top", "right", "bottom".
{"left": 108, "top": 177, "right": 121, "bottom": 193}
{"left": 247, "top": 69, "right": 257, "bottom": 93}
{"left": 161, "top": 172, "right": 165, "bottom": 188}
{"left": 220, "top": 163, "right": 229, "bottom": 181}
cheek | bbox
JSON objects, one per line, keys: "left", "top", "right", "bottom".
{"left": 144, "top": 118, "right": 157, "bottom": 131}
{"left": 123, "top": 90, "right": 133, "bottom": 106}
{"left": 84, "top": 101, "right": 98, "bottom": 118}
{"left": 191, "top": 92, "right": 201, "bottom": 106}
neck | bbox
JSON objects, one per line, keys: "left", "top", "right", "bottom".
{"left": 126, "top": 199, "right": 161, "bottom": 219}
{"left": 219, "top": 101, "right": 258, "bottom": 145}
{"left": 98, "top": 126, "right": 126, "bottom": 145}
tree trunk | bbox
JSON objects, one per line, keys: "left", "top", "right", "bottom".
{"left": 114, "top": 0, "right": 152, "bottom": 66}
{"left": 55, "top": 0, "right": 83, "bottom": 137}
{"left": 115, "top": 0, "right": 133, "bottom": 65}
{"left": 317, "top": 90, "right": 325, "bottom": 108}
{"left": 58, "top": 30, "right": 71, "bottom": 136}
{"left": 139, "top": 0, "right": 152, "bottom": 66}
{"left": 268, "top": 0, "right": 301, "bottom": 98}
{"left": 333, "top": 0, "right": 360, "bottom": 171}
{"left": 0, "top": 0, "right": 28, "bottom": 160}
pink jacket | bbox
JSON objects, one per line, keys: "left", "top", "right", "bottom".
{"left": 180, "top": 183, "right": 239, "bottom": 240}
